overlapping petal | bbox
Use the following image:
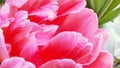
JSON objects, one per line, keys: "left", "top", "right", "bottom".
{"left": 57, "top": 8, "right": 98, "bottom": 40}
{"left": 58, "top": 0, "right": 86, "bottom": 16}
{"left": 0, "top": 29, "right": 9, "bottom": 62}
{"left": 83, "top": 51, "right": 113, "bottom": 68}
{"left": 6, "top": 0, "right": 28, "bottom": 8}
{"left": 40, "top": 31, "right": 93, "bottom": 64}
{"left": 40, "top": 59, "right": 83, "bottom": 68}
{"left": 0, "top": 0, "right": 113, "bottom": 68}
{"left": 29, "top": 1, "right": 58, "bottom": 23}
{"left": 0, "top": 57, "right": 35, "bottom": 68}
{"left": 76, "top": 31, "right": 104, "bottom": 65}
{"left": 0, "top": 3, "right": 10, "bottom": 27}
{"left": 31, "top": 23, "right": 58, "bottom": 46}
{"left": 20, "top": 0, "right": 52, "bottom": 11}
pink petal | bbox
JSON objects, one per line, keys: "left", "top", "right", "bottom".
{"left": 10, "top": 10, "right": 28, "bottom": 29}
{"left": 83, "top": 51, "right": 113, "bottom": 68}
{"left": 95, "top": 29, "right": 109, "bottom": 49}
{"left": 6, "top": 0, "right": 28, "bottom": 8}
{"left": 14, "top": 10, "right": 28, "bottom": 22}
{"left": 0, "top": 19, "right": 10, "bottom": 28}
{"left": 31, "top": 23, "right": 58, "bottom": 46}
{"left": 77, "top": 31, "right": 103, "bottom": 64}
{"left": 0, "top": 3, "right": 10, "bottom": 16}
{"left": 0, "top": 4, "right": 10, "bottom": 27}
{"left": 0, "top": 29, "right": 9, "bottom": 61}
{"left": 57, "top": 8, "right": 98, "bottom": 40}
{"left": 3, "top": 20, "right": 41, "bottom": 67}
{"left": 40, "top": 59, "right": 83, "bottom": 68}
{"left": 7, "top": 10, "right": 28, "bottom": 29}
{"left": 20, "top": 0, "right": 54, "bottom": 11}
{"left": 29, "top": 1, "right": 58, "bottom": 22}
{"left": 58, "top": 0, "right": 86, "bottom": 16}
{"left": 40, "top": 31, "right": 93, "bottom": 64}
{"left": 0, "top": 57, "right": 35, "bottom": 68}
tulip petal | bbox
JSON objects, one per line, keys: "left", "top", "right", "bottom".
{"left": 58, "top": 0, "right": 86, "bottom": 16}
{"left": 57, "top": 8, "right": 98, "bottom": 40}
{"left": 29, "top": 2, "right": 58, "bottom": 22}
{"left": 76, "top": 31, "right": 103, "bottom": 64}
{"left": 40, "top": 59, "right": 83, "bottom": 68}
{"left": 0, "top": 29, "right": 9, "bottom": 62}
{"left": 3, "top": 20, "right": 41, "bottom": 67}
{"left": 0, "top": 4, "right": 10, "bottom": 27}
{"left": 83, "top": 51, "right": 113, "bottom": 68}
{"left": 6, "top": 0, "right": 28, "bottom": 8}
{"left": 14, "top": 10, "right": 28, "bottom": 22}
{"left": 31, "top": 23, "right": 58, "bottom": 46}
{"left": 20, "top": 0, "right": 54, "bottom": 11}
{"left": 0, "top": 57, "right": 35, "bottom": 68}
{"left": 0, "top": 3, "right": 10, "bottom": 17}
{"left": 40, "top": 31, "right": 93, "bottom": 64}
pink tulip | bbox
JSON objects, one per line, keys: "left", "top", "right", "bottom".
{"left": 0, "top": 0, "right": 113, "bottom": 68}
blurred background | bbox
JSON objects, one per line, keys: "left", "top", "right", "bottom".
{"left": 0, "top": 0, "right": 120, "bottom": 68}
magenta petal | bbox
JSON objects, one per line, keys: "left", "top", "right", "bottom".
{"left": 29, "top": 2, "right": 58, "bottom": 21}
{"left": 57, "top": 8, "right": 98, "bottom": 39}
{"left": 6, "top": 0, "right": 28, "bottom": 8}
{"left": 4, "top": 20, "right": 41, "bottom": 67}
{"left": 0, "top": 4, "right": 10, "bottom": 27}
{"left": 0, "top": 29, "right": 9, "bottom": 61}
{"left": 32, "top": 23, "right": 58, "bottom": 46}
{"left": 83, "top": 51, "right": 113, "bottom": 68}
{"left": 0, "top": 3, "right": 10, "bottom": 17}
{"left": 14, "top": 10, "right": 28, "bottom": 22}
{"left": 40, "top": 31, "right": 93, "bottom": 64}
{"left": 77, "top": 30, "right": 105, "bottom": 65}
{"left": 58, "top": 0, "right": 86, "bottom": 16}
{"left": 0, "top": 57, "right": 35, "bottom": 68}
{"left": 40, "top": 59, "right": 83, "bottom": 68}
{"left": 20, "top": 0, "right": 54, "bottom": 11}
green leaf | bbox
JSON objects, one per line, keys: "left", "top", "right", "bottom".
{"left": 99, "top": 0, "right": 120, "bottom": 25}
{"left": 86, "top": 0, "right": 95, "bottom": 9}
{"left": 94, "top": 0, "right": 106, "bottom": 14}
{"left": 106, "top": 0, "right": 120, "bottom": 13}
{"left": 99, "top": 7, "right": 120, "bottom": 25}
{"left": 98, "top": 0, "right": 113, "bottom": 20}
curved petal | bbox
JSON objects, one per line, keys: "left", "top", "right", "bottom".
{"left": 77, "top": 30, "right": 105, "bottom": 65}
{"left": 0, "top": 29, "right": 9, "bottom": 62}
{"left": 0, "top": 4, "right": 10, "bottom": 16}
{"left": 29, "top": 1, "right": 58, "bottom": 22}
{"left": 40, "top": 59, "right": 83, "bottom": 68}
{"left": 95, "top": 29, "right": 108, "bottom": 49}
{"left": 14, "top": 10, "right": 28, "bottom": 23}
{"left": 83, "top": 51, "right": 113, "bottom": 68}
{"left": 58, "top": 0, "right": 86, "bottom": 16}
{"left": 40, "top": 31, "right": 93, "bottom": 64}
{"left": 20, "top": 0, "right": 54, "bottom": 11}
{"left": 0, "top": 57, "right": 35, "bottom": 68}
{"left": 0, "top": 4, "right": 10, "bottom": 27}
{"left": 57, "top": 8, "right": 98, "bottom": 39}
{"left": 6, "top": 0, "right": 28, "bottom": 8}
{"left": 4, "top": 20, "right": 40, "bottom": 67}
{"left": 31, "top": 23, "right": 58, "bottom": 46}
